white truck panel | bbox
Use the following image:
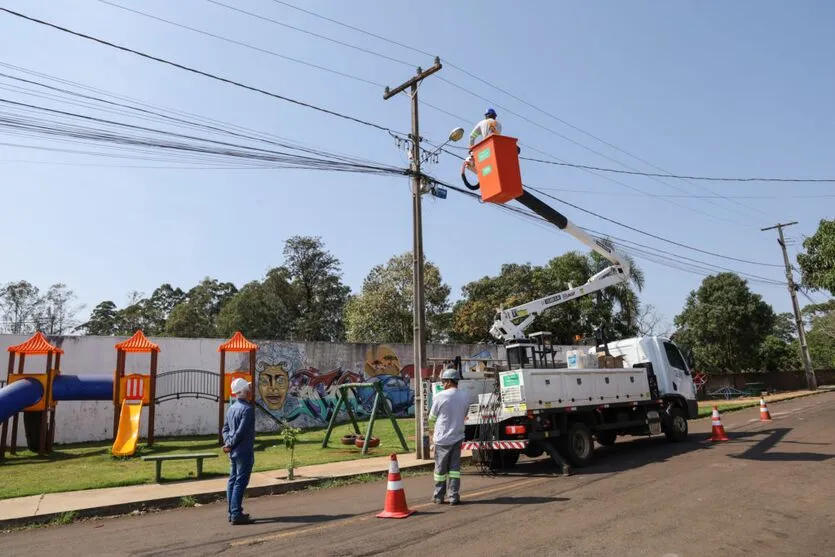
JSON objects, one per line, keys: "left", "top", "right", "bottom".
{"left": 499, "top": 367, "right": 652, "bottom": 412}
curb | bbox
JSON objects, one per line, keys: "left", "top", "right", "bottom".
{"left": 694, "top": 389, "right": 826, "bottom": 420}
{"left": 0, "top": 458, "right": 461, "bottom": 531}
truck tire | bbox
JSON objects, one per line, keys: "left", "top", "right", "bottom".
{"left": 664, "top": 406, "right": 688, "bottom": 442}
{"left": 560, "top": 422, "right": 594, "bottom": 467}
{"left": 595, "top": 430, "right": 617, "bottom": 446}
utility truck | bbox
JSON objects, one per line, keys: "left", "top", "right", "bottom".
{"left": 450, "top": 147, "right": 698, "bottom": 472}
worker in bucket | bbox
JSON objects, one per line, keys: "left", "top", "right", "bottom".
{"left": 223, "top": 377, "right": 256, "bottom": 525}
{"left": 464, "top": 108, "right": 502, "bottom": 172}
{"left": 428, "top": 367, "right": 470, "bottom": 505}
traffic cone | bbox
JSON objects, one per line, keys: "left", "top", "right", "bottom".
{"left": 376, "top": 454, "right": 415, "bottom": 519}
{"left": 710, "top": 405, "right": 729, "bottom": 442}
{"left": 759, "top": 397, "right": 772, "bottom": 422}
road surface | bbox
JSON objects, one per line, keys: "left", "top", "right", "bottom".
{"left": 2, "top": 391, "right": 833, "bottom": 556}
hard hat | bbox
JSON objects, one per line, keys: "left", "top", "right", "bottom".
{"left": 230, "top": 377, "right": 251, "bottom": 395}
{"left": 441, "top": 368, "right": 459, "bottom": 381}
{"left": 485, "top": 107, "right": 497, "bottom": 118}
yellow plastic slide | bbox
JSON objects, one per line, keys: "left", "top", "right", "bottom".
{"left": 111, "top": 400, "right": 143, "bottom": 457}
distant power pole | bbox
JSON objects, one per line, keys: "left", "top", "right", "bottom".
{"left": 761, "top": 221, "right": 817, "bottom": 390}
{"left": 383, "top": 57, "right": 443, "bottom": 460}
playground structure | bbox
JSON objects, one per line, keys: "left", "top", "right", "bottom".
{"left": 111, "top": 331, "right": 159, "bottom": 457}
{"left": 217, "top": 331, "right": 257, "bottom": 445}
{"left": 0, "top": 332, "right": 112, "bottom": 458}
{"left": 321, "top": 381, "right": 409, "bottom": 455}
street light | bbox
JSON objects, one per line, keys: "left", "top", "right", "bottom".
{"left": 421, "top": 127, "right": 465, "bottom": 164}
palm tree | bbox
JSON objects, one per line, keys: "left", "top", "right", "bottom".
{"left": 587, "top": 238, "right": 644, "bottom": 337}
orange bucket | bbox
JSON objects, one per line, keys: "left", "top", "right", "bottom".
{"left": 470, "top": 134, "right": 523, "bottom": 204}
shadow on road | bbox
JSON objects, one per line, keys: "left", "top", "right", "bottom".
{"left": 462, "top": 496, "right": 569, "bottom": 505}
{"left": 251, "top": 513, "right": 353, "bottom": 524}
{"left": 729, "top": 428, "right": 833, "bottom": 462}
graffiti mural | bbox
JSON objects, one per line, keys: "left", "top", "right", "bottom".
{"left": 250, "top": 343, "right": 497, "bottom": 429}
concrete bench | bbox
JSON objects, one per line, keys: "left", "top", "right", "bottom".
{"left": 141, "top": 452, "right": 219, "bottom": 483}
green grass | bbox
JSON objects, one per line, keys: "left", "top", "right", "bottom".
{"left": 0, "top": 418, "right": 415, "bottom": 500}
{"left": 696, "top": 401, "right": 758, "bottom": 418}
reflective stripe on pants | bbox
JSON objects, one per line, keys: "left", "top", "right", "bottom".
{"left": 433, "top": 441, "right": 462, "bottom": 502}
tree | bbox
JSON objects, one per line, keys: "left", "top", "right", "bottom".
{"left": 636, "top": 303, "right": 666, "bottom": 336}
{"left": 345, "top": 252, "right": 450, "bottom": 343}
{"left": 164, "top": 278, "right": 238, "bottom": 337}
{"left": 80, "top": 301, "right": 120, "bottom": 335}
{"left": 282, "top": 236, "right": 350, "bottom": 342}
{"left": 797, "top": 218, "right": 835, "bottom": 296}
{"left": 41, "top": 284, "right": 84, "bottom": 335}
{"left": 803, "top": 300, "right": 835, "bottom": 368}
{"left": 0, "top": 281, "right": 43, "bottom": 334}
{"left": 449, "top": 248, "right": 644, "bottom": 344}
{"left": 217, "top": 268, "right": 300, "bottom": 340}
{"left": 673, "top": 273, "right": 776, "bottom": 373}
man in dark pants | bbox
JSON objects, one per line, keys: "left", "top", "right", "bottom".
{"left": 428, "top": 368, "right": 471, "bottom": 505}
{"left": 223, "top": 378, "right": 255, "bottom": 525}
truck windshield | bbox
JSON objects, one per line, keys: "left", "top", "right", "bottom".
{"left": 663, "top": 341, "right": 690, "bottom": 375}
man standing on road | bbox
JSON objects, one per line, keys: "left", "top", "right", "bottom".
{"left": 223, "top": 377, "right": 256, "bottom": 525}
{"left": 428, "top": 367, "right": 470, "bottom": 506}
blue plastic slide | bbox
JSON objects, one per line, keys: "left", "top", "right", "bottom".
{"left": 0, "top": 378, "right": 44, "bottom": 423}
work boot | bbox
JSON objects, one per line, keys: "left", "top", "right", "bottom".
{"left": 449, "top": 498, "right": 460, "bottom": 506}
{"left": 432, "top": 497, "right": 444, "bottom": 504}
{"left": 231, "top": 514, "right": 254, "bottom": 525}
{"left": 228, "top": 512, "right": 250, "bottom": 523}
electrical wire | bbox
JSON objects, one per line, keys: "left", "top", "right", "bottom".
{"left": 0, "top": 7, "right": 397, "bottom": 133}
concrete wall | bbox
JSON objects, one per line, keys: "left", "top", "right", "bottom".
{"left": 0, "top": 334, "right": 501, "bottom": 447}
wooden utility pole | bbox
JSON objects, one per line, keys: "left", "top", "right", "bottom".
{"left": 383, "top": 57, "right": 442, "bottom": 460}
{"left": 761, "top": 221, "right": 817, "bottom": 390}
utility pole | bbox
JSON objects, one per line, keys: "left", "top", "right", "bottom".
{"left": 384, "top": 57, "right": 442, "bottom": 460}
{"left": 761, "top": 221, "right": 817, "bottom": 390}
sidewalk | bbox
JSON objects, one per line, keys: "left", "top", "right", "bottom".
{"left": 0, "top": 451, "right": 463, "bottom": 528}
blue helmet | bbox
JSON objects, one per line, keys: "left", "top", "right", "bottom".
{"left": 485, "top": 107, "right": 497, "bottom": 118}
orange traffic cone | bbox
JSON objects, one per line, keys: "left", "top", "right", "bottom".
{"left": 759, "top": 397, "right": 772, "bottom": 421}
{"left": 377, "top": 454, "right": 415, "bottom": 519}
{"left": 710, "top": 405, "right": 729, "bottom": 442}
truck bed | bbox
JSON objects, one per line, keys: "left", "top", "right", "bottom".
{"left": 499, "top": 367, "right": 653, "bottom": 412}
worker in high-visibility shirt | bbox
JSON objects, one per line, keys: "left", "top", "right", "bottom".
{"left": 469, "top": 107, "right": 502, "bottom": 146}
{"left": 428, "top": 367, "right": 470, "bottom": 505}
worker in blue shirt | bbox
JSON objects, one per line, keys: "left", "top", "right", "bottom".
{"left": 223, "top": 377, "right": 256, "bottom": 525}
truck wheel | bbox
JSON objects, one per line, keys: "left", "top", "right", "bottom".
{"left": 595, "top": 430, "right": 617, "bottom": 446}
{"left": 664, "top": 407, "right": 688, "bottom": 442}
{"left": 560, "top": 422, "right": 594, "bottom": 467}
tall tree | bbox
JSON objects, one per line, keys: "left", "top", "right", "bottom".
{"left": 673, "top": 273, "right": 776, "bottom": 373}
{"left": 165, "top": 278, "right": 237, "bottom": 337}
{"left": 41, "top": 283, "right": 84, "bottom": 335}
{"left": 216, "top": 268, "right": 299, "bottom": 339}
{"left": 80, "top": 301, "right": 120, "bottom": 335}
{"left": 0, "top": 281, "right": 43, "bottom": 334}
{"left": 345, "top": 252, "right": 450, "bottom": 343}
{"left": 282, "top": 236, "right": 351, "bottom": 341}
{"left": 802, "top": 300, "right": 835, "bottom": 368}
{"left": 450, "top": 248, "right": 644, "bottom": 344}
{"left": 797, "top": 218, "right": 835, "bottom": 296}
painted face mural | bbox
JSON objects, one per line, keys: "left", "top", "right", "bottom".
{"left": 364, "top": 345, "right": 402, "bottom": 377}
{"left": 258, "top": 364, "right": 290, "bottom": 410}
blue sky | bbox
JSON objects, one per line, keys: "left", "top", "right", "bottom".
{"left": 2, "top": 0, "right": 833, "bottom": 332}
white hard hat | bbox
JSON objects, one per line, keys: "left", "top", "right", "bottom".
{"left": 441, "top": 368, "right": 459, "bottom": 381}
{"left": 230, "top": 377, "right": 251, "bottom": 395}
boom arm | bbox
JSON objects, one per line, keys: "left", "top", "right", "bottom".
{"left": 490, "top": 191, "right": 632, "bottom": 342}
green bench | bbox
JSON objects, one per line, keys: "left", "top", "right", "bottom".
{"left": 142, "top": 452, "right": 219, "bottom": 483}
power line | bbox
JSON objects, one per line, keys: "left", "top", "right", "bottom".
{"left": 527, "top": 186, "right": 783, "bottom": 268}
{"left": 96, "top": 0, "right": 386, "bottom": 88}
{"left": 518, "top": 155, "right": 835, "bottom": 184}
{"left": 0, "top": 7, "right": 396, "bottom": 133}
{"left": 426, "top": 174, "right": 785, "bottom": 286}
{"left": 434, "top": 144, "right": 782, "bottom": 269}
{"left": 250, "top": 0, "right": 779, "bottom": 223}
{"left": 530, "top": 187, "right": 835, "bottom": 199}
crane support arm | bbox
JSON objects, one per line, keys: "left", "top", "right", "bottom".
{"left": 489, "top": 190, "right": 632, "bottom": 342}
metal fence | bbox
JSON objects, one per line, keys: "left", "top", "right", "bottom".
{"left": 155, "top": 369, "right": 220, "bottom": 403}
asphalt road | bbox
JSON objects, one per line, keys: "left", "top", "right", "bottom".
{"left": 3, "top": 392, "right": 833, "bottom": 557}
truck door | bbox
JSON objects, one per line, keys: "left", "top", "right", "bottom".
{"left": 661, "top": 340, "right": 698, "bottom": 417}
